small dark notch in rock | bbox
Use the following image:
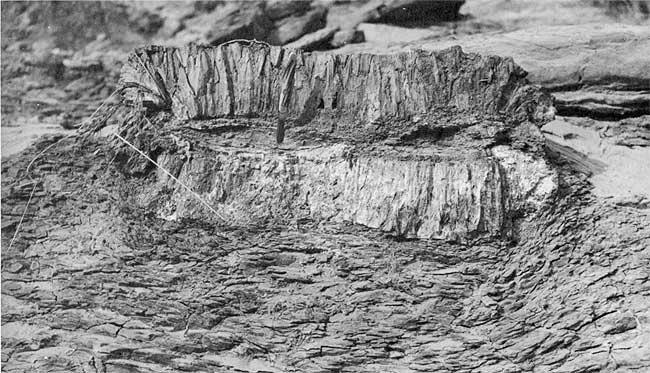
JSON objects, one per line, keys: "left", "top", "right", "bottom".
{"left": 276, "top": 119, "right": 285, "bottom": 144}
{"left": 399, "top": 124, "right": 460, "bottom": 143}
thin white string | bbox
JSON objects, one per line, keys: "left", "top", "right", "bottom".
{"left": 8, "top": 87, "right": 231, "bottom": 250}
{"left": 114, "top": 133, "right": 227, "bottom": 223}
{"left": 23, "top": 88, "right": 121, "bottom": 177}
{"left": 7, "top": 89, "right": 119, "bottom": 251}
{"left": 7, "top": 182, "right": 38, "bottom": 251}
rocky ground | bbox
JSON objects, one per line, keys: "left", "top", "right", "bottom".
{"left": 2, "top": 1, "right": 650, "bottom": 372}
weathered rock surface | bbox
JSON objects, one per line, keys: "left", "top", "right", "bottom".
{"left": 120, "top": 43, "right": 553, "bottom": 126}
{"left": 3, "top": 2, "right": 650, "bottom": 373}
{"left": 287, "top": 0, "right": 465, "bottom": 50}
{"left": 147, "top": 140, "right": 555, "bottom": 241}
{"left": 284, "top": 26, "right": 341, "bottom": 51}
{"left": 542, "top": 116, "right": 650, "bottom": 201}
{"left": 169, "top": 1, "right": 330, "bottom": 48}
{"left": 338, "top": 23, "right": 650, "bottom": 119}
{"left": 2, "top": 136, "right": 649, "bottom": 372}
{"left": 173, "top": 2, "right": 274, "bottom": 47}
{"left": 116, "top": 43, "right": 556, "bottom": 240}
{"left": 268, "top": 6, "right": 328, "bottom": 45}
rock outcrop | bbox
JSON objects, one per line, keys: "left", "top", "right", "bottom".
{"left": 116, "top": 43, "right": 556, "bottom": 241}
{"left": 2, "top": 136, "right": 648, "bottom": 373}
{"left": 120, "top": 43, "right": 553, "bottom": 130}
{"left": 340, "top": 24, "right": 650, "bottom": 119}
{"left": 3, "top": 2, "right": 650, "bottom": 373}
{"left": 150, "top": 143, "right": 556, "bottom": 241}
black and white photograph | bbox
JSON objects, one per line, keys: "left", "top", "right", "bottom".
{"left": 1, "top": 0, "right": 649, "bottom": 371}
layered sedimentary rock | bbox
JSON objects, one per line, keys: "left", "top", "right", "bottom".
{"left": 3, "top": 138, "right": 648, "bottom": 373}
{"left": 344, "top": 24, "right": 650, "bottom": 118}
{"left": 120, "top": 43, "right": 553, "bottom": 126}
{"left": 117, "top": 43, "right": 556, "bottom": 241}
{"left": 151, "top": 143, "right": 556, "bottom": 240}
{"left": 167, "top": 1, "right": 329, "bottom": 47}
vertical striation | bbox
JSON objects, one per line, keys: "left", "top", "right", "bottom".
{"left": 120, "top": 43, "right": 554, "bottom": 126}
{"left": 118, "top": 41, "right": 557, "bottom": 241}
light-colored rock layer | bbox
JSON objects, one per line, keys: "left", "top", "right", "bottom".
{"left": 542, "top": 116, "right": 650, "bottom": 201}
{"left": 152, "top": 144, "right": 556, "bottom": 240}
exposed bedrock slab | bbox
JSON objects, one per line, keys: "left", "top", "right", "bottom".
{"left": 148, "top": 143, "right": 556, "bottom": 241}
{"left": 118, "top": 42, "right": 556, "bottom": 240}
{"left": 340, "top": 24, "right": 650, "bottom": 118}
{"left": 2, "top": 135, "right": 649, "bottom": 373}
{"left": 120, "top": 43, "right": 554, "bottom": 126}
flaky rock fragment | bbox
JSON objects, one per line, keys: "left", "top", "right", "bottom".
{"left": 283, "top": 26, "right": 339, "bottom": 51}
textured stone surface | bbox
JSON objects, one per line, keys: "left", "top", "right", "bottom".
{"left": 120, "top": 43, "right": 553, "bottom": 125}
{"left": 173, "top": 2, "right": 273, "bottom": 46}
{"left": 147, "top": 141, "right": 555, "bottom": 241}
{"left": 338, "top": 23, "right": 650, "bottom": 118}
{"left": 269, "top": 6, "right": 328, "bottom": 45}
{"left": 284, "top": 26, "right": 340, "bottom": 51}
{"left": 116, "top": 43, "right": 556, "bottom": 241}
{"left": 2, "top": 137, "right": 649, "bottom": 372}
{"left": 3, "top": 2, "right": 650, "bottom": 373}
{"left": 159, "top": 1, "right": 329, "bottom": 48}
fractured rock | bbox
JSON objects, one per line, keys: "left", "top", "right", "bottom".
{"left": 120, "top": 43, "right": 554, "bottom": 125}
{"left": 283, "top": 26, "right": 340, "bottom": 51}
{"left": 268, "top": 6, "right": 328, "bottom": 45}
{"left": 342, "top": 23, "right": 650, "bottom": 119}
{"left": 151, "top": 143, "right": 556, "bottom": 240}
{"left": 118, "top": 42, "right": 556, "bottom": 240}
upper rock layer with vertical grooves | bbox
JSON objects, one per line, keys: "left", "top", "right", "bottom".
{"left": 120, "top": 42, "right": 553, "bottom": 130}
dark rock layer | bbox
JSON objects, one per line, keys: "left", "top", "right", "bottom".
{"left": 120, "top": 43, "right": 554, "bottom": 128}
